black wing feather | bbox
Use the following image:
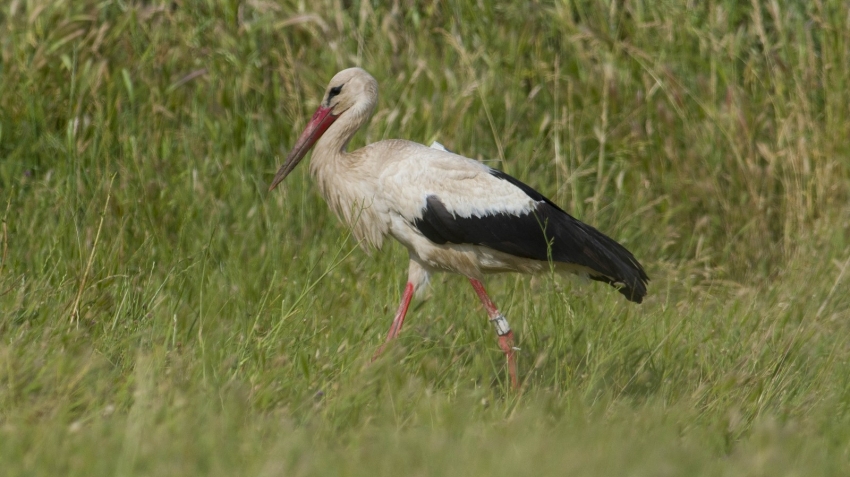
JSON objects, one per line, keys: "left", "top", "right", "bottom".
{"left": 413, "top": 169, "right": 649, "bottom": 303}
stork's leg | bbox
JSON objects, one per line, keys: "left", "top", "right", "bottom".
{"left": 372, "top": 282, "right": 415, "bottom": 361}
{"left": 469, "top": 279, "right": 518, "bottom": 389}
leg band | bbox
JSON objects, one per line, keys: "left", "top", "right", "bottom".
{"left": 489, "top": 313, "right": 512, "bottom": 336}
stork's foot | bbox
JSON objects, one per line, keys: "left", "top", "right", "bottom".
{"left": 498, "top": 330, "right": 518, "bottom": 389}
{"left": 470, "top": 278, "right": 520, "bottom": 390}
{"left": 371, "top": 344, "right": 385, "bottom": 362}
{"left": 372, "top": 282, "right": 415, "bottom": 362}
{"left": 371, "top": 341, "right": 392, "bottom": 362}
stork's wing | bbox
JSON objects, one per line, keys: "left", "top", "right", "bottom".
{"left": 381, "top": 145, "right": 648, "bottom": 303}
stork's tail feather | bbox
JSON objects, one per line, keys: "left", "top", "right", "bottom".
{"left": 481, "top": 169, "right": 648, "bottom": 302}
{"left": 587, "top": 265, "right": 648, "bottom": 304}
{"left": 545, "top": 209, "right": 649, "bottom": 304}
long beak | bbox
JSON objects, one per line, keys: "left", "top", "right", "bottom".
{"left": 268, "top": 105, "right": 338, "bottom": 191}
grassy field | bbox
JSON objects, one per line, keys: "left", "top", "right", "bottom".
{"left": 2, "top": 0, "right": 850, "bottom": 474}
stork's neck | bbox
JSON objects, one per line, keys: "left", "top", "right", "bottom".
{"left": 307, "top": 100, "right": 386, "bottom": 250}
{"left": 308, "top": 100, "right": 376, "bottom": 218}
{"left": 311, "top": 103, "right": 373, "bottom": 171}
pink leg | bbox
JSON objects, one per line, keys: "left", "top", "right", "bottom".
{"left": 372, "top": 282, "right": 415, "bottom": 361}
{"left": 469, "top": 279, "right": 518, "bottom": 389}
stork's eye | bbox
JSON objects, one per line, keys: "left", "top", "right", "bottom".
{"left": 328, "top": 85, "right": 343, "bottom": 101}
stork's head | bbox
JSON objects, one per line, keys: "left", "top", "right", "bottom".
{"left": 268, "top": 68, "right": 378, "bottom": 191}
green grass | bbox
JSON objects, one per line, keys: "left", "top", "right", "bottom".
{"left": 2, "top": 0, "right": 850, "bottom": 475}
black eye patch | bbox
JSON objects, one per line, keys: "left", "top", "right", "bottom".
{"left": 328, "top": 85, "right": 343, "bottom": 101}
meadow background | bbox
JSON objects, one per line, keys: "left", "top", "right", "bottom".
{"left": 2, "top": 0, "right": 850, "bottom": 474}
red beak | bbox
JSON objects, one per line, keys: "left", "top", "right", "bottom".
{"left": 268, "top": 105, "right": 339, "bottom": 191}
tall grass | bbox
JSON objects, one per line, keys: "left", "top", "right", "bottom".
{"left": 1, "top": 0, "right": 849, "bottom": 475}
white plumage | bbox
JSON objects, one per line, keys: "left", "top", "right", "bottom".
{"left": 269, "top": 68, "right": 648, "bottom": 388}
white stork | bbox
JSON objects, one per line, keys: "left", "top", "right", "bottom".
{"left": 269, "top": 68, "right": 648, "bottom": 388}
